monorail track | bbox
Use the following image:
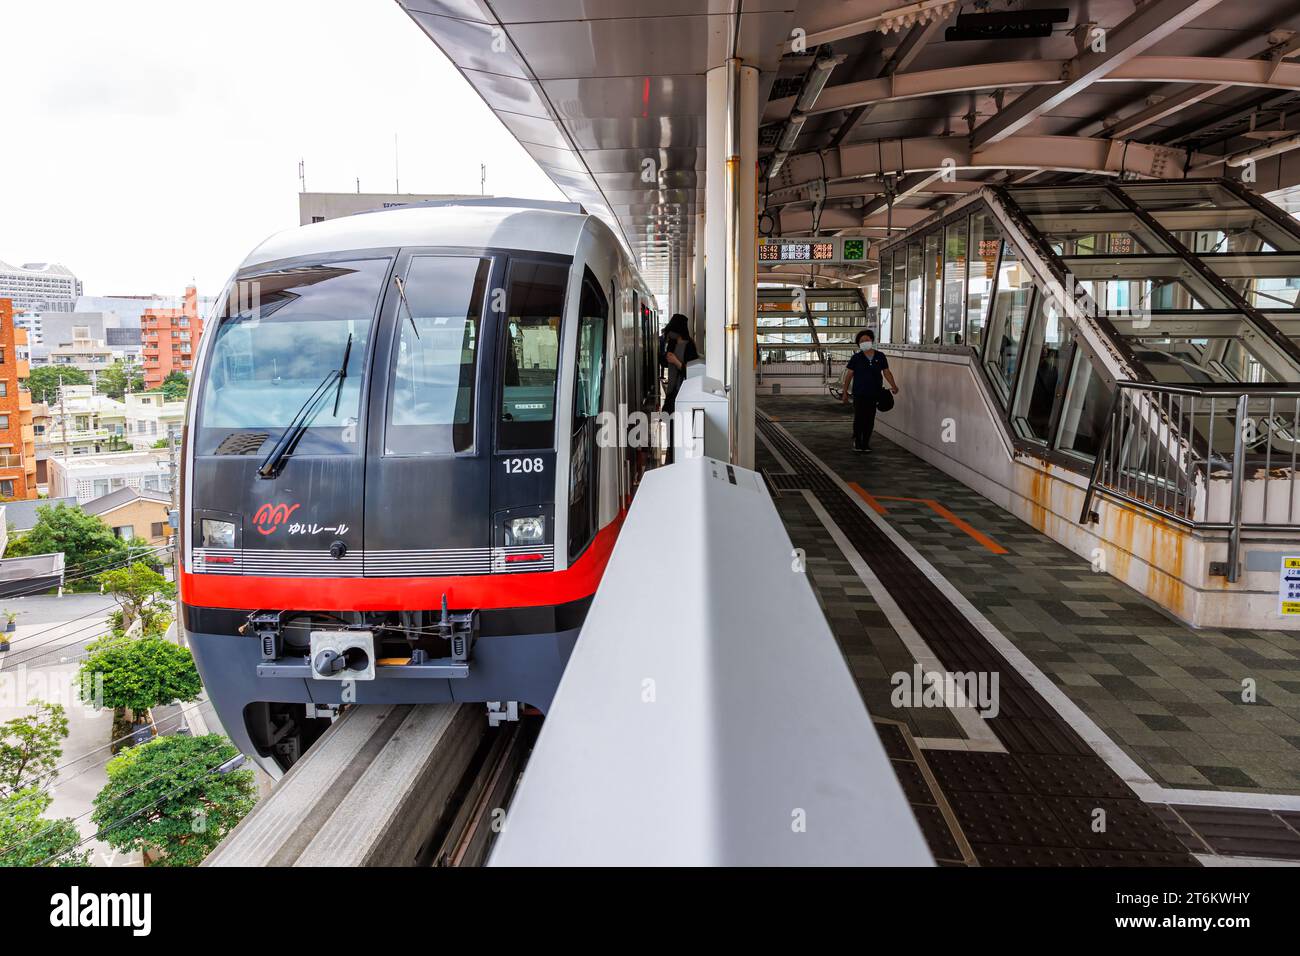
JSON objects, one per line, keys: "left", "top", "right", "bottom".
{"left": 205, "top": 704, "right": 536, "bottom": 867}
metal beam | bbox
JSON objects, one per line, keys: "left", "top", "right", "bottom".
{"left": 971, "top": 0, "right": 1225, "bottom": 148}
{"left": 827, "top": 17, "right": 944, "bottom": 148}
{"left": 764, "top": 56, "right": 1300, "bottom": 125}
{"left": 1103, "top": 84, "right": 1230, "bottom": 139}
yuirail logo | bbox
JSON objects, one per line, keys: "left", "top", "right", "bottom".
{"left": 252, "top": 502, "right": 300, "bottom": 535}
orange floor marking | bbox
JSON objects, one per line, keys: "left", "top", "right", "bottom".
{"left": 848, "top": 483, "right": 1008, "bottom": 555}
{"left": 847, "top": 482, "right": 889, "bottom": 515}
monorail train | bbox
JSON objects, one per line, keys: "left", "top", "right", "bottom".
{"left": 180, "top": 199, "right": 664, "bottom": 771}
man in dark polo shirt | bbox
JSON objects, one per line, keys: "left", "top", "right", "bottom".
{"left": 841, "top": 329, "right": 899, "bottom": 453}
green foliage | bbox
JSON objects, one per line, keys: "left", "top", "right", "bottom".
{"left": 26, "top": 365, "right": 89, "bottom": 405}
{"left": 126, "top": 537, "right": 166, "bottom": 575}
{"left": 0, "top": 787, "right": 87, "bottom": 867}
{"left": 4, "top": 503, "right": 126, "bottom": 591}
{"left": 0, "top": 702, "right": 69, "bottom": 792}
{"left": 95, "top": 361, "right": 145, "bottom": 401}
{"left": 158, "top": 371, "right": 189, "bottom": 402}
{"left": 151, "top": 438, "right": 170, "bottom": 449}
{"left": 98, "top": 561, "right": 173, "bottom": 636}
{"left": 93, "top": 734, "right": 255, "bottom": 866}
{"left": 78, "top": 636, "right": 201, "bottom": 714}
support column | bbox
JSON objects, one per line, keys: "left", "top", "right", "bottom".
{"left": 706, "top": 59, "right": 758, "bottom": 468}
{"left": 692, "top": 212, "right": 706, "bottom": 343}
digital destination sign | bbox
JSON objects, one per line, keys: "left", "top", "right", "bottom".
{"left": 758, "top": 237, "right": 865, "bottom": 265}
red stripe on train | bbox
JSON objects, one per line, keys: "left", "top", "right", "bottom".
{"left": 180, "top": 514, "right": 625, "bottom": 612}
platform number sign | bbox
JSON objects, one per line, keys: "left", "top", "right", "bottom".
{"left": 1280, "top": 556, "right": 1300, "bottom": 617}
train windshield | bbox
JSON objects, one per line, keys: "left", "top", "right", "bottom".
{"left": 385, "top": 256, "right": 491, "bottom": 455}
{"left": 195, "top": 258, "right": 388, "bottom": 456}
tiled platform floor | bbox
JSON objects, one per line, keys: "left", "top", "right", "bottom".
{"left": 759, "top": 394, "right": 1300, "bottom": 799}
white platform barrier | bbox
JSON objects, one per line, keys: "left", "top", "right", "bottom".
{"left": 490, "top": 456, "right": 932, "bottom": 866}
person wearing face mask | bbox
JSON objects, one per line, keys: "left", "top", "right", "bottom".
{"left": 841, "top": 329, "right": 898, "bottom": 453}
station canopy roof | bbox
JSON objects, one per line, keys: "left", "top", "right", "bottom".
{"left": 399, "top": 1, "right": 1300, "bottom": 294}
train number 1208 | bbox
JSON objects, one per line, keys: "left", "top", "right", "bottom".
{"left": 504, "top": 457, "right": 545, "bottom": 474}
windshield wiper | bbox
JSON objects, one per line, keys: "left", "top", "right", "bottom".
{"left": 258, "top": 333, "right": 353, "bottom": 479}
{"left": 394, "top": 274, "right": 420, "bottom": 339}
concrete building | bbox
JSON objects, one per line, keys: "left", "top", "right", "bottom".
{"left": 83, "top": 486, "right": 172, "bottom": 544}
{"left": 140, "top": 286, "right": 202, "bottom": 388}
{"left": 46, "top": 449, "right": 171, "bottom": 504}
{"left": 27, "top": 311, "right": 145, "bottom": 369}
{"left": 0, "top": 299, "right": 37, "bottom": 501}
{"left": 299, "top": 191, "right": 482, "bottom": 225}
{"left": 0, "top": 260, "right": 81, "bottom": 313}
{"left": 124, "top": 391, "right": 184, "bottom": 449}
{"left": 37, "top": 384, "right": 128, "bottom": 468}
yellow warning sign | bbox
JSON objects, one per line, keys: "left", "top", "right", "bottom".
{"left": 1284, "top": 602, "right": 1300, "bottom": 616}
{"left": 1286, "top": 558, "right": 1300, "bottom": 570}
{"left": 1283, "top": 556, "right": 1300, "bottom": 616}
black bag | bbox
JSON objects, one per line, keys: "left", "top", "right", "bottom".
{"left": 876, "top": 389, "right": 895, "bottom": 413}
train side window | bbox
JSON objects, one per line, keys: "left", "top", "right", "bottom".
{"left": 568, "top": 269, "right": 608, "bottom": 560}
{"left": 385, "top": 256, "right": 490, "bottom": 456}
{"left": 498, "top": 261, "right": 567, "bottom": 451}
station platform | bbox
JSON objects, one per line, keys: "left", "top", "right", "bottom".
{"left": 756, "top": 394, "right": 1300, "bottom": 866}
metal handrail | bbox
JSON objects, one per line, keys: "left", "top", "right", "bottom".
{"left": 1079, "top": 380, "right": 1300, "bottom": 582}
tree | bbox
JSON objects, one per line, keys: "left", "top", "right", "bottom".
{"left": 5, "top": 503, "right": 126, "bottom": 592}
{"left": 98, "top": 562, "right": 174, "bottom": 636}
{"left": 78, "top": 636, "right": 202, "bottom": 725}
{"left": 0, "top": 787, "right": 88, "bottom": 867}
{"left": 92, "top": 734, "right": 255, "bottom": 866}
{"left": 0, "top": 702, "right": 69, "bottom": 792}
{"left": 95, "top": 361, "right": 145, "bottom": 401}
{"left": 158, "top": 371, "right": 189, "bottom": 402}
{"left": 26, "top": 365, "right": 89, "bottom": 405}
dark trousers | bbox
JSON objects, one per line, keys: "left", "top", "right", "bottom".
{"left": 852, "top": 394, "right": 877, "bottom": 450}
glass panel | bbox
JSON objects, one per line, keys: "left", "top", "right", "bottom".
{"left": 924, "top": 232, "right": 942, "bottom": 343}
{"left": 196, "top": 258, "right": 386, "bottom": 456}
{"left": 905, "top": 242, "right": 923, "bottom": 344}
{"left": 1056, "top": 350, "right": 1113, "bottom": 459}
{"left": 1045, "top": 231, "right": 1152, "bottom": 256}
{"left": 942, "top": 220, "right": 966, "bottom": 345}
{"left": 1004, "top": 186, "right": 1124, "bottom": 213}
{"left": 891, "top": 252, "right": 907, "bottom": 344}
{"left": 983, "top": 242, "right": 1034, "bottom": 402}
{"left": 574, "top": 280, "right": 607, "bottom": 419}
{"left": 1133, "top": 337, "right": 1278, "bottom": 384}
{"left": 878, "top": 254, "right": 893, "bottom": 343}
{"left": 967, "top": 211, "right": 999, "bottom": 353}
{"left": 498, "top": 261, "right": 567, "bottom": 451}
{"left": 1120, "top": 182, "right": 1246, "bottom": 211}
{"left": 385, "top": 256, "right": 489, "bottom": 456}
{"left": 1012, "top": 297, "right": 1069, "bottom": 442}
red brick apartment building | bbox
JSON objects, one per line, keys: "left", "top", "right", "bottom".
{"left": 0, "top": 298, "right": 38, "bottom": 500}
{"left": 141, "top": 285, "right": 203, "bottom": 389}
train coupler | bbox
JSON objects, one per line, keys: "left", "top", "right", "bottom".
{"left": 435, "top": 594, "right": 478, "bottom": 664}
{"left": 246, "top": 611, "right": 285, "bottom": 662}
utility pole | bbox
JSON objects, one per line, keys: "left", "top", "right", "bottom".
{"left": 58, "top": 373, "right": 67, "bottom": 464}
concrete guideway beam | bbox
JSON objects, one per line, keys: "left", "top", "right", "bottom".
{"left": 204, "top": 704, "right": 482, "bottom": 867}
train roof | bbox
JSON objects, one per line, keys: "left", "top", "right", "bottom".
{"left": 241, "top": 200, "right": 601, "bottom": 269}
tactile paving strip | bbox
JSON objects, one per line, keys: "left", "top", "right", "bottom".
{"left": 760, "top": 417, "right": 1197, "bottom": 867}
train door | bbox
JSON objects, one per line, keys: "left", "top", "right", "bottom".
{"left": 489, "top": 258, "right": 569, "bottom": 572}
{"left": 568, "top": 268, "right": 608, "bottom": 560}
{"left": 363, "top": 251, "right": 496, "bottom": 578}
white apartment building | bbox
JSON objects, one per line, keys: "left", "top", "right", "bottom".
{"left": 46, "top": 449, "right": 172, "bottom": 504}
{"left": 0, "top": 260, "right": 81, "bottom": 312}
{"left": 37, "top": 385, "right": 127, "bottom": 460}
{"left": 123, "top": 392, "right": 185, "bottom": 449}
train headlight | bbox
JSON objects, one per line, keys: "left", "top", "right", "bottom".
{"left": 201, "top": 519, "right": 236, "bottom": 549}
{"left": 506, "top": 515, "right": 545, "bottom": 545}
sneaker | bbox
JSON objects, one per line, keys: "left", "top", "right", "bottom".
{"left": 852, "top": 446, "right": 865, "bottom": 453}
{"left": 862, "top": 446, "right": 872, "bottom": 453}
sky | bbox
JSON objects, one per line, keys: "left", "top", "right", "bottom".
{"left": 1, "top": 0, "right": 562, "bottom": 298}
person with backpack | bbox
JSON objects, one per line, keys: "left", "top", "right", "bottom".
{"left": 660, "top": 313, "right": 698, "bottom": 414}
{"left": 841, "top": 329, "right": 898, "bottom": 453}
